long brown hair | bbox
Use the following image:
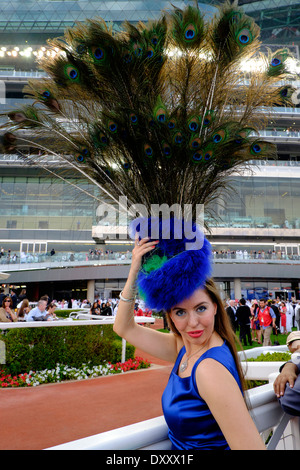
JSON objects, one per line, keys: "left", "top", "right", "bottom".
{"left": 165, "top": 278, "right": 246, "bottom": 393}
{"left": 18, "top": 298, "right": 30, "bottom": 318}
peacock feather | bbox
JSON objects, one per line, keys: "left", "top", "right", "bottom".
{"left": 0, "top": 0, "right": 298, "bottom": 225}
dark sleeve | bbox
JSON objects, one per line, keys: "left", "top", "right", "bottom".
{"left": 279, "top": 375, "right": 300, "bottom": 416}
{"left": 279, "top": 361, "right": 300, "bottom": 373}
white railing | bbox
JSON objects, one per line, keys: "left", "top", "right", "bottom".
{"left": 46, "top": 382, "right": 300, "bottom": 450}
{"left": 0, "top": 315, "right": 154, "bottom": 330}
{"left": 0, "top": 315, "right": 155, "bottom": 363}
{"left": 46, "top": 346, "right": 300, "bottom": 450}
{"left": 2, "top": 319, "right": 299, "bottom": 450}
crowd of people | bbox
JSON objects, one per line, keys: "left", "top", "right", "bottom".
{"left": 0, "top": 289, "right": 59, "bottom": 322}
{"left": 213, "top": 249, "right": 298, "bottom": 261}
{"left": 226, "top": 297, "right": 300, "bottom": 347}
{"left": 0, "top": 246, "right": 132, "bottom": 265}
{"left": 1, "top": 245, "right": 300, "bottom": 266}
{"left": 0, "top": 287, "right": 150, "bottom": 323}
{"left": 1, "top": 287, "right": 300, "bottom": 345}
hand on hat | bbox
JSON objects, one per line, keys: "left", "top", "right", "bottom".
{"left": 130, "top": 237, "right": 159, "bottom": 276}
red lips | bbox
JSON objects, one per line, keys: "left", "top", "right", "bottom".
{"left": 187, "top": 330, "right": 203, "bottom": 338}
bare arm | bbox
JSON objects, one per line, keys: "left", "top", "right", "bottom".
{"left": 113, "top": 237, "right": 178, "bottom": 363}
{"left": 196, "top": 359, "right": 266, "bottom": 450}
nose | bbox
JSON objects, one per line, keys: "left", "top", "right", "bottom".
{"left": 187, "top": 311, "right": 200, "bottom": 328}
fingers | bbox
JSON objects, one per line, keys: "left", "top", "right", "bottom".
{"left": 273, "top": 378, "right": 286, "bottom": 398}
{"left": 274, "top": 374, "right": 296, "bottom": 397}
{"left": 134, "top": 237, "right": 159, "bottom": 250}
{"left": 130, "top": 238, "right": 159, "bottom": 273}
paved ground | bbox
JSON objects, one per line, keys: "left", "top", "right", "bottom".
{"left": 0, "top": 319, "right": 173, "bottom": 450}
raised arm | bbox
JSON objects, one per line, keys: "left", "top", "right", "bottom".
{"left": 113, "top": 237, "right": 178, "bottom": 363}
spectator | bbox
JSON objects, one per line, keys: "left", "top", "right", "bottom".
{"left": 286, "top": 301, "right": 294, "bottom": 333}
{"left": 113, "top": 301, "right": 119, "bottom": 316}
{"left": 100, "top": 302, "right": 106, "bottom": 315}
{"left": 0, "top": 288, "right": 6, "bottom": 306}
{"left": 226, "top": 300, "right": 237, "bottom": 333}
{"left": 280, "top": 301, "right": 287, "bottom": 335}
{"left": 102, "top": 301, "right": 113, "bottom": 316}
{"left": 17, "top": 298, "right": 31, "bottom": 322}
{"left": 236, "top": 298, "right": 252, "bottom": 346}
{"left": 26, "top": 299, "right": 49, "bottom": 321}
{"left": 17, "top": 289, "right": 27, "bottom": 305}
{"left": 271, "top": 300, "right": 281, "bottom": 344}
{"left": 46, "top": 302, "right": 58, "bottom": 321}
{"left": 295, "top": 302, "right": 300, "bottom": 330}
{"left": 135, "top": 304, "right": 144, "bottom": 317}
{"left": 0, "top": 297, "right": 17, "bottom": 322}
{"left": 10, "top": 290, "right": 18, "bottom": 309}
{"left": 250, "top": 300, "right": 261, "bottom": 344}
{"left": 273, "top": 331, "right": 300, "bottom": 416}
{"left": 90, "top": 301, "right": 100, "bottom": 316}
{"left": 40, "top": 294, "right": 51, "bottom": 306}
{"left": 257, "top": 298, "right": 276, "bottom": 346}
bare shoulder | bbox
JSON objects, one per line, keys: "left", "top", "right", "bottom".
{"left": 195, "top": 357, "right": 265, "bottom": 450}
{"left": 195, "top": 357, "right": 240, "bottom": 397}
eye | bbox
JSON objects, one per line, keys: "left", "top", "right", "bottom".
{"left": 196, "top": 305, "right": 207, "bottom": 313}
{"left": 174, "top": 309, "right": 186, "bottom": 318}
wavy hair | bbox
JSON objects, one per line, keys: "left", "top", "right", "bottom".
{"left": 165, "top": 278, "right": 246, "bottom": 393}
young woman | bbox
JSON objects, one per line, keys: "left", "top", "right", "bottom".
{"left": 17, "top": 298, "right": 31, "bottom": 321}
{"left": 0, "top": 297, "right": 17, "bottom": 322}
{"left": 280, "top": 301, "right": 287, "bottom": 335}
{"left": 90, "top": 301, "right": 100, "bottom": 316}
{"left": 46, "top": 302, "right": 58, "bottom": 321}
{"left": 250, "top": 300, "right": 262, "bottom": 344}
{"left": 114, "top": 236, "right": 265, "bottom": 450}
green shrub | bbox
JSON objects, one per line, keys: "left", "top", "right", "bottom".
{"left": 247, "top": 352, "right": 291, "bottom": 362}
{"left": 2, "top": 325, "right": 135, "bottom": 375}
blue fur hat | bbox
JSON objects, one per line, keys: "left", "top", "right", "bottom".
{"left": 129, "top": 217, "right": 212, "bottom": 311}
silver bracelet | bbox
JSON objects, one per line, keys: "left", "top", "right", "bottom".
{"left": 119, "top": 290, "right": 136, "bottom": 302}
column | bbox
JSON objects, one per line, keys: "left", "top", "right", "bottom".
{"left": 234, "top": 278, "right": 241, "bottom": 300}
{"left": 87, "top": 279, "right": 95, "bottom": 303}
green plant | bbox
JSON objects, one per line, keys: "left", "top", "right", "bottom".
{"left": 0, "top": 357, "right": 151, "bottom": 387}
{"left": 2, "top": 325, "right": 135, "bottom": 375}
{"left": 247, "top": 352, "right": 291, "bottom": 362}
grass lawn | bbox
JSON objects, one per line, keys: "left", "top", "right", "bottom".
{"left": 237, "top": 329, "right": 294, "bottom": 351}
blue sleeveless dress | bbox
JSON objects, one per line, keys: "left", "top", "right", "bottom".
{"left": 161, "top": 342, "right": 243, "bottom": 450}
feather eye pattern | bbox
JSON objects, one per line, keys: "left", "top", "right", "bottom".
{"left": 266, "top": 48, "right": 291, "bottom": 78}
{"left": 169, "top": 5, "right": 205, "bottom": 50}
{"left": 23, "top": 80, "right": 61, "bottom": 113}
{"left": 210, "top": 0, "right": 260, "bottom": 66}
{"left": 0, "top": 1, "right": 298, "bottom": 223}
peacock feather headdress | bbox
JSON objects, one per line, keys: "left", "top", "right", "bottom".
{"left": 1, "top": 0, "right": 297, "bottom": 220}
{"left": 0, "top": 1, "right": 298, "bottom": 308}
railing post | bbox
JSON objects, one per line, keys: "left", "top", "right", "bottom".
{"left": 121, "top": 338, "right": 126, "bottom": 363}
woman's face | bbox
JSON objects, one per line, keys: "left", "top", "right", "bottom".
{"left": 170, "top": 288, "right": 217, "bottom": 345}
{"left": 4, "top": 299, "right": 12, "bottom": 309}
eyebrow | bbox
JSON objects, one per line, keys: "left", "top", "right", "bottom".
{"left": 172, "top": 301, "right": 209, "bottom": 311}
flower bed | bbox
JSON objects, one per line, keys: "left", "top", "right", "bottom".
{"left": 0, "top": 356, "right": 151, "bottom": 388}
